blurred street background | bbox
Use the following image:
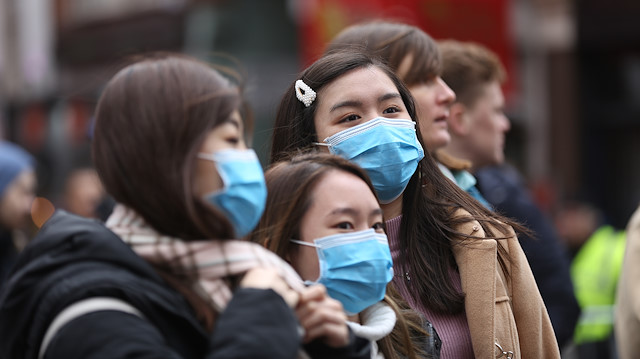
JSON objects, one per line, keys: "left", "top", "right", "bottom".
{"left": 1, "top": 0, "right": 639, "bottom": 230}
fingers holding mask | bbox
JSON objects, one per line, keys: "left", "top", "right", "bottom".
{"left": 296, "top": 284, "right": 349, "bottom": 348}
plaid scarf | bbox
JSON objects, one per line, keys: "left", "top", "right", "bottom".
{"left": 106, "top": 204, "right": 304, "bottom": 312}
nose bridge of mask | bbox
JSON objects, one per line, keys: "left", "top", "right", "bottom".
{"left": 323, "top": 117, "right": 416, "bottom": 145}
{"left": 324, "top": 118, "right": 422, "bottom": 158}
{"left": 290, "top": 230, "right": 388, "bottom": 257}
{"left": 312, "top": 228, "right": 387, "bottom": 248}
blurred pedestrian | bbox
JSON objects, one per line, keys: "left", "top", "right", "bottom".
{"left": 60, "top": 167, "right": 107, "bottom": 219}
{"left": 0, "top": 54, "right": 370, "bottom": 359}
{"left": 438, "top": 39, "right": 581, "bottom": 348}
{"left": 556, "top": 201, "right": 624, "bottom": 359}
{"left": 0, "top": 140, "right": 36, "bottom": 294}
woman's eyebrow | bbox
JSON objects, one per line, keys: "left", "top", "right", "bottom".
{"left": 328, "top": 207, "right": 359, "bottom": 216}
{"left": 378, "top": 93, "right": 401, "bottom": 102}
{"left": 369, "top": 208, "right": 383, "bottom": 218}
{"left": 223, "top": 116, "right": 241, "bottom": 129}
{"left": 329, "top": 92, "right": 400, "bottom": 113}
{"left": 330, "top": 100, "right": 363, "bottom": 113}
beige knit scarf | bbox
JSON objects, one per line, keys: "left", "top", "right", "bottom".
{"left": 105, "top": 204, "right": 305, "bottom": 312}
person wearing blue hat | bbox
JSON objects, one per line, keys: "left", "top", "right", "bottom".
{"left": 0, "top": 141, "right": 36, "bottom": 293}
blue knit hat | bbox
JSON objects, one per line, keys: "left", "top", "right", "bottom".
{"left": 0, "top": 141, "right": 34, "bottom": 198}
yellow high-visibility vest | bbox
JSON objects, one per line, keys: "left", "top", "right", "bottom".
{"left": 572, "top": 225, "right": 626, "bottom": 344}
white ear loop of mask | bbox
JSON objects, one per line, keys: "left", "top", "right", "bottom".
{"left": 290, "top": 239, "right": 317, "bottom": 247}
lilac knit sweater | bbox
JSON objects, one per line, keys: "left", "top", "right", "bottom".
{"left": 386, "top": 215, "right": 474, "bottom": 359}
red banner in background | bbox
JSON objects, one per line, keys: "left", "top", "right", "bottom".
{"left": 296, "top": 0, "right": 516, "bottom": 101}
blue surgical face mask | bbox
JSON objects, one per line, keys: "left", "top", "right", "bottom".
{"left": 291, "top": 229, "right": 394, "bottom": 314}
{"left": 198, "top": 149, "right": 267, "bottom": 238}
{"left": 315, "top": 117, "right": 424, "bottom": 203}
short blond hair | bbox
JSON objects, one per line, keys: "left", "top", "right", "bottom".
{"left": 439, "top": 40, "right": 506, "bottom": 107}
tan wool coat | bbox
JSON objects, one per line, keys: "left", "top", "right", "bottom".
{"left": 615, "top": 204, "right": 640, "bottom": 359}
{"left": 453, "top": 212, "right": 560, "bottom": 358}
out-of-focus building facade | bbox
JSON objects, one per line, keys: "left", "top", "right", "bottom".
{"left": 0, "top": 0, "right": 638, "bottom": 228}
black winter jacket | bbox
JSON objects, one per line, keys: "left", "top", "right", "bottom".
{"left": 0, "top": 211, "right": 370, "bottom": 359}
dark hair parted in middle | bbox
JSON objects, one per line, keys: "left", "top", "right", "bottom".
{"left": 271, "top": 50, "right": 516, "bottom": 314}
{"left": 93, "top": 54, "right": 246, "bottom": 240}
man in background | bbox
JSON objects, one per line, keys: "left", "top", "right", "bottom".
{"left": 438, "top": 40, "right": 580, "bottom": 348}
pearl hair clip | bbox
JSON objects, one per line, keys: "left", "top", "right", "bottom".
{"left": 295, "top": 79, "right": 316, "bottom": 107}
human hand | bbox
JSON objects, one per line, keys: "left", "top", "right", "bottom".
{"left": 296, "top": 284, "right": 349, "bottom": 348}
{"left": 240, "top": 267, "right": 299, "bottom": 308}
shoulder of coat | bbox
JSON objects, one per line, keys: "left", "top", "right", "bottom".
{"left": 453, "top": 208, "right": 485, "bottom": 237}
{"left": 484, "top": 218, "right": 517, "bottom": 240}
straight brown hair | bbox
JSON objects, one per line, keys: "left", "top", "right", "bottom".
{"left": 93, "top": 54, "right": 244, "bottom": 240}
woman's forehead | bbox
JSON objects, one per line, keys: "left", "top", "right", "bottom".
{"left": 319, "top": 67, "right": 398, "bottom": 104}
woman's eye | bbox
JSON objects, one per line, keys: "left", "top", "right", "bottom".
{"left": 383, "top": 106, "right": 401, "bottom": 114}
{"left": 339, "top": 114, "right": 360, "bottom": 123}
{"left": 226, "top": 137, "right": 240, "bottom": 145}
{"left": 336, "top": 222, "right": 354, "bottom": 230}
{"left": 372, "top": 222, "right": 385, "bottom": 231}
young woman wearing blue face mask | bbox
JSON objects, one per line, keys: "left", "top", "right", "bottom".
{"left": 252, "top": 152, "right": 441, "bottom": 359}
{"left": 271, "top": 52, "right": 560, "bottom": 358}
{"left": 0, "top": 54, "right": 371, "bottom": 359}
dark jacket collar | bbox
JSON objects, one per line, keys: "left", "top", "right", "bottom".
{"left": 0, "top": 210, "right": 206, "bottom": 358}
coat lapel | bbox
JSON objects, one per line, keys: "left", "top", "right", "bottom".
{"left": 453, "top": 227, "right": 499, "bottom": 358}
